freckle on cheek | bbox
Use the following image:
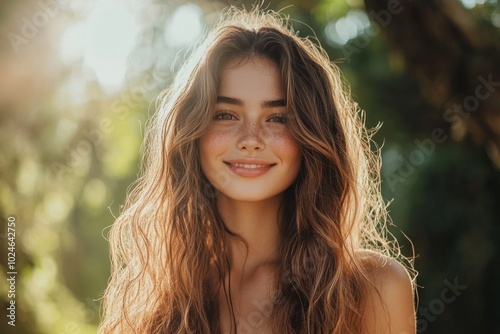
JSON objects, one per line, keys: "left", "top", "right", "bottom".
{"left": 202, "top": 130, "right": 230, "bottom": 151}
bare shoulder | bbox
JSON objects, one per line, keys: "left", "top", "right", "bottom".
{"left": 356, "top": 249, "right": 416, "bottom": 334}
{"left": 355, "top": 249, "right": 413, "bottom": 285}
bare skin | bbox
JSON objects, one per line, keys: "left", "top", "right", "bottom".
{"left": 201, "top": 56, "right": 298, "bottom": 333}
{"left": 361, "top": 250, "right": 417, "bottom": 334}
{"left": 215, "top": 250, "right": 416, "bottom": 334}
{"left": 201, "top": 57, "right": 416, "bottom": 333}
{"left": 216, "top": 199, "right": 281, "bottom": 333}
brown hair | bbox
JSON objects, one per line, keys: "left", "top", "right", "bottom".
{"left": 99, "top": 7, "right": 415, "bottom": 334}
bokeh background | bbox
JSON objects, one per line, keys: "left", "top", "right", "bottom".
{"left": 1, "top": 0, "right": 499, "bottom": 333}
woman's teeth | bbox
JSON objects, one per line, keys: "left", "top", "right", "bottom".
{"left": 232, "top": 163, "right": 269, "bottom": 168}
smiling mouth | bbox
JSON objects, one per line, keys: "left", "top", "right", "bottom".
{"left": 223, "top": 161, "right": 276, "bottom": 177}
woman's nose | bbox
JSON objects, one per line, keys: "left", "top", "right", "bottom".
{"left": 237, "top": 122, "right": 265, "bottom": 151}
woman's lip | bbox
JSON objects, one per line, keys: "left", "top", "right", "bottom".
{"left": 224, "top": 161, "right": 275, "bottom": 177}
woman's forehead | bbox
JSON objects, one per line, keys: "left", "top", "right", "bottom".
{"left": 217, "top": 58, "right": 284, "bottom": 100}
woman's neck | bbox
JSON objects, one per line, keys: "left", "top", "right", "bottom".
{"left": 216, "top": 193, "right": 282, "bottom": 274}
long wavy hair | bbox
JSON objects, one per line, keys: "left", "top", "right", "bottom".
{"left": 99, "top": 7, "right": 415, "bottom": 334}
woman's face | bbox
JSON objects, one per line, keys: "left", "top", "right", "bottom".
{"left": 200, "top": 56, "right": 302, "bottom": 202}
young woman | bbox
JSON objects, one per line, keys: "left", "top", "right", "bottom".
{"left": 99, "top": 7, "right": 416, "bottom": 334}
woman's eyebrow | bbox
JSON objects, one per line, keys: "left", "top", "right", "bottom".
{"left": 216, "top": 96, "right": 243, "bottom": 106}
{"left": 261, "top": 99, "right": 286, "bottom": 108}
{"left": 216, "top": 96, "right": 286, "bottom": 108}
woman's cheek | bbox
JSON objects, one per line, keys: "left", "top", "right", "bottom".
{"left": 276, "top": 132, "right": 302, "bottom": 161}
{"left": 201, "top": 128, "right": 230, "bottom": 152}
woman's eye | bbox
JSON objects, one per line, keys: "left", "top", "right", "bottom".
{"left": 268, "top": 114, "right": 287, "bottom": 124}
{"left": 214, "top": 112, "right": 236, "bottom": 121}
